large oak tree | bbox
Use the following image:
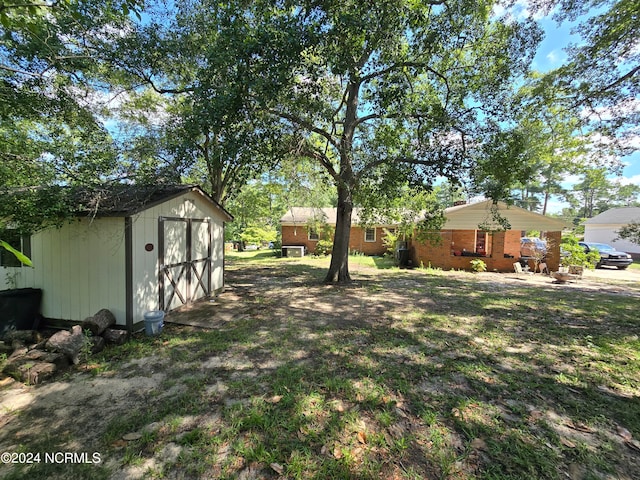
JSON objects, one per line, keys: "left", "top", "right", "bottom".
{"left": 178, "top": 0, "right": 542, "bottom": 283}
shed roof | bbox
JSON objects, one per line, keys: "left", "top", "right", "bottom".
{"left": 583, "top": 207, "right": 640, "bottom": 225}
{"left": 71, "top": 184, "right": 232, "bottom": 220}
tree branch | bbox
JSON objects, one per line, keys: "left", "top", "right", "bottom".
{"left": 294, "top": 139, "right": 340, "bottom": 184}
{"left": 589, "top": 64, "right": 640, "bottom": 99}
{"left": 360, "top": 61, "right": 449, "bottom": 88}
{"left": 0, "top": 63, "right": 44, "bottom": 77}
{"left": 271, "top": 109, "right": 340, "bottom": 149}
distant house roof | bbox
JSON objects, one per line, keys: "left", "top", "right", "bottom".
{"left": 281, "top": 201, "right": 568, "bottom": 231}
{"left": 584, "top": 207, "right": 640, "bottom": 225}
{"left": 442, "top": 200, "right": 568, "bottom": 231}
{"left": 280, "top": 207, "right": 395, "bottom": 226}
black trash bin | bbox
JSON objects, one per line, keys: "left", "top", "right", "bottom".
{"left": 0, "top": 288, "right": 42, "bottom": 337}
{"left": 397, "top": 248, "right": 409, "bottom": 267}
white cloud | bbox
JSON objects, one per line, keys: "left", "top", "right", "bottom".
{"left": 560, "top": 174, "right": 583, "bottom": 189}
{"left": 544, "top": 197, "right": 567, "bottom": 214}
{"left": 492, "top": 0, "right": 548, "bottom": 22}
{"left": 546, "top": 51, "right": 558, "bottom": 63}
{"left": 616, "top": 174, "right": 640, "bottom": 186}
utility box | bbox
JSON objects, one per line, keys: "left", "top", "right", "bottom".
{"left": 282, "top": 246, "right": 305, "bottom": 257}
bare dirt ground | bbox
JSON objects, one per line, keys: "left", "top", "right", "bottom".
{"left": 0, "top": 262, "right": 638, "bottom": 479}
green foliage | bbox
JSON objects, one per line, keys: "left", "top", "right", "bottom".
{"left": 0, "top": 240, "right": 31, "bottom": 267}
{"left": 469, "top": 259, "right": 487, "bottom": 273}
{"left": 306, "top": 218, "right": 335, "bottom": 243}
{"left": 560, "top": 234, "right": 599, "bottom": 268}
{"left": 359, "top": 187, "right": 445, "bottom": 246}
{"left": 477, "top": 203, "right": 512, "bottom": 232}
{"left": 239, "top": 226, "right": 277, "bottom": 247}
{"left": 381, "top": 228, "right": 400, "bottom": 256}
{"left": 616, "top": 222, "right": 640, "bottom": 246}
{"left": 314, "top": 240, "right": 333, "bottom": 257}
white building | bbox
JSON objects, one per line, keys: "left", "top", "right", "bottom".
{"left": 1, "top": 185, "right": 232, "bottom": 331}
{"left": 584, "top": 207, "right": 640, "bottom": 258}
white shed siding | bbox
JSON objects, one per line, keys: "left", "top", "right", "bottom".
{"left": 211, "top": 216, "right": 225, "bottom": 292}
{"left": 1, "top": 263, "right": 35, "bottom": 291}
{"left": 25, "top": 217, "right": 126, "bottom": 323}
{"left": 191, "top": 219, "right": 211, "bottom": 300}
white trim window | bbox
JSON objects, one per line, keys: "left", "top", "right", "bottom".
{"left": 308, "top": 227, "right": 319, "bottom": 241}
{"left": 364, "top": 227, "right": 376, "bottom": 243}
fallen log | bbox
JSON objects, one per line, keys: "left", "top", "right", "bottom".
{"left": 82, "top": 309, "right": 116, "bottom": 336}
{"left": 102, "top": 328, "right": 129, "bottom": 345}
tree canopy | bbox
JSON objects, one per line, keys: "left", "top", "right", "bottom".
{"left": 1, "top": 0, "right": 638, "bottom": 277}
{"left": 1, "top": 0, "right": 143, "bottom": 236}
{"left": 131, "top": 0, "right": 541, "bottom": 283}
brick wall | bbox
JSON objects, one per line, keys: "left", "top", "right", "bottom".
{"left": 409, "top": 229, "right": 562, "bottom": 272}
{"left": 348, "top": 226, "right": 388, "bottom": 255}
{"left": 281, "top": 225, "right": 389, "bottom": 256}
{"left": 282, "top": 224, "right": 563, "bottom": 270}
{"left": 281, "top": 225, "right": 318, "bottom": 253}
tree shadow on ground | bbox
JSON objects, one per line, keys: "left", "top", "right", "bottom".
{"left": 1, "top": 263, "right": 639, "bottom": 479}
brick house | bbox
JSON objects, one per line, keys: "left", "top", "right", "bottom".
{"left": 281, "top": 201, "right": 568, "bottom": 272}
{"left": 408, "top": 200, "right": 568, "bottom": 272}
{"left": 280, "top": 207, "right": 394, "bottom": 256}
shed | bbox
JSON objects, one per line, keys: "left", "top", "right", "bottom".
{"left": 0, "top": 184, "right": 232, "bottom": 331}
{"left": 584, "top": 207, "right": 640, "bottom": 258}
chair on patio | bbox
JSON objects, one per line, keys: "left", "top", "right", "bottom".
{"left": 568, "top": 265, "right": 584, "bottom": 279}
{"left": 513, "top": 262, "right": 532, "bottom": 274}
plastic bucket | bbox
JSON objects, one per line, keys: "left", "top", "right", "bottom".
{"left": 143, "top": 310, "right": 165, "bottom": 336}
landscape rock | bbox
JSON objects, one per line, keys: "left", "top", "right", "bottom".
{"left": 83, "top": 308, "right": 116, "bottom": 336}
{"left": 0, "top": 341, "right": 13, "bottom": 356}
{"left": 45, "top": 325, "right": 90, "bottom": 365}
{"left": 2, "top": 348, "right": 69, "bottom": 384}
{"left": 102, "top": 328, "right": 129, "bottom": 345}
{"left": 2, "top": 330, "right": 43, "bottom": 344}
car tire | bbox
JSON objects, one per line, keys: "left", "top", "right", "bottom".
{"left": 595, "top": 262, "right": 602, "bottom": 269}
{"left": 617, "top": 266, "right": 628, "bottom": 270}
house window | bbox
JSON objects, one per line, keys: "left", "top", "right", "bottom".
{"left": 308, "top": 228, "right": 319, "bottom": 241}
{"left": 365, "top": 228, "right": 376, "bottom": 242}
{"left": 0, "top": 231, "right": 31, "bottom": 267}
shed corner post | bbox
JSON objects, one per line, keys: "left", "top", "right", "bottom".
{"left": 125, "top": 216, "right": 134, "bottom": 333}
{"left": 158, "top": 216, "right": 165, "bottom": 312}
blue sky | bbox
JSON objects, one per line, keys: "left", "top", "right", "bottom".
{"left": 528, "top": 12, "right": 640, "bottom": 212}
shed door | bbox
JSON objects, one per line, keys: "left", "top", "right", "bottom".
{"left": 158, "top": 217, "right": 212, "bottom": 312}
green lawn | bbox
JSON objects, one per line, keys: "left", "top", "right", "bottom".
{"left": 3, "top": 253, "right": 639, "bottom": 479}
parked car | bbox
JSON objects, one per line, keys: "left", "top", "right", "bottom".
{"left": 578, "top": 242, "right": 633, "bottom": 269}
{"left": 520, "top": 237, "right": 547, "bottom": 258}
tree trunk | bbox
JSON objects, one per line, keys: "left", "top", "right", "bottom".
{"left": 325, "top": 184, "right": 353, "bottom": 284}
{"left": 542, "top": 190, "right": 549, "bottom": 216}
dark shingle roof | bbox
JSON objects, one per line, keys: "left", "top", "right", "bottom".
{"left": 69, "top": 184, "right": 197, "bottom": 215}
{"left": 4, "top": 183, "right": 232, "bottom": 220}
